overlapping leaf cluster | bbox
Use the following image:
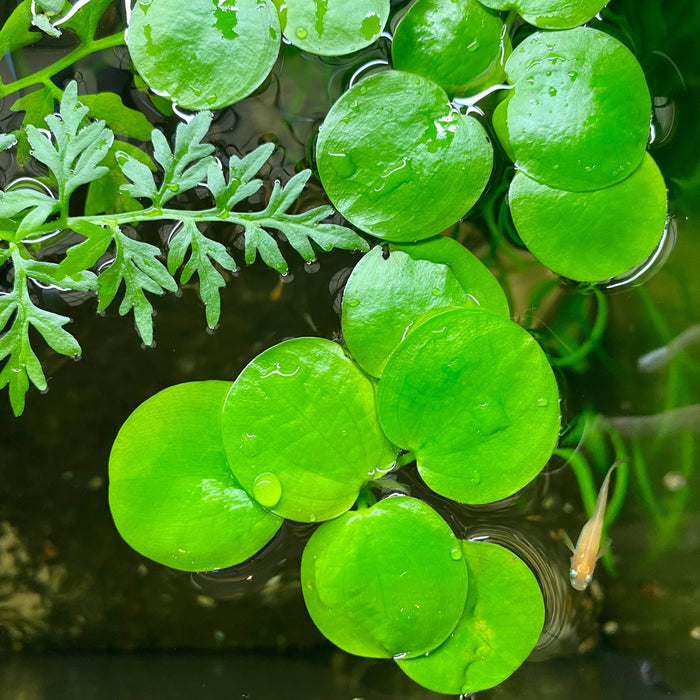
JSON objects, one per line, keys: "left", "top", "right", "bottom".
{"left": 109, "top": 237, "right": 556, "bottom": 694}
{"left": 0, "top": 83, "right": 367, "bottom": 414}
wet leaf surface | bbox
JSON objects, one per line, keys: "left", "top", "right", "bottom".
{"left": 509, "top": 153, "right": 667, "bottom": 281}
{"left": 341, "top": 238, "right": 509, "bottom": 377}
{"left": 397, "top": 539, "right": 544, "bottom": 693}
{"left": 377, "top": 309, "right": 560, "bottom": 504}
{"left": 493, "top": 27, "right": 651, "bottom": 191}
{"left": 275, "top": 0, "right": 389, "bottom": 56}
{"left": 317, "top": 70, "right": 493, "bottom": 241}
{"left": 392, "top": 0, "right": 508, "bottom": 96}
{"left": 127, "top": 0, "right": 280, "bottom": 109}
{"left": 221, "top": 338, "right": 397, "bottom": 522}
{"left": 301, "top": 496, "right": 468, "bottom": 658}
{"left": 109, "top": 381, "right": 282, "bottom": 572}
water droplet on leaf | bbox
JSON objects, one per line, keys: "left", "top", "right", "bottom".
{"left": 253, "top": 472, "right": 282, "bottom": 508}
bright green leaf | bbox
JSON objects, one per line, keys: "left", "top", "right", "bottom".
{"left": 127, "top": 0, "right": 281, "bottom": 110}
{"left": 301, "top": 496, "right": 468, "bottom": 658}
{"left": 96, "top": 227, "right": 178, "bottom": 346}
{"left": 220, "top": 338, "right": 397, "bottom": 522}
{"left": 509, "top": 153, "right": 668, "bottom": 282}
{"left": 493, "top": 27, "right": 651, "bottom": 191}
{"left": 392, "top": 0, "right": 509, "bottom": 96}
{"left": 377, "top": 309, "right": 560, "bottom": 504}
{"left": 398, "top": 540, "right": 544, "bottom": 693}
{"left": 10, "top": 86, "right": 55, "bottom": 164}
{"left": 167, "top": 220, "right": 237, "bottom": 329}
{"left": 61, "top": 0, "right": 116, "bottom": 42}
{"left": 80, "top": 92, "right": 153, "bottom": 141}
{"left": 276, "top": 0, "right": 389, "bottom": 56}
{"left": 478, "top": 0, "right": 607, "bottom": 29}
{"left": 86, "top": 140, "right": 155, "bottom": 215}
{"left": 109, "top": 381, "right": 282, "bottom": 572}
{"left": 0, "top": 0, "right": 41, "bottom": 55}
{"left": 341, "top": 237, "right": 510, "bottom": 377}
{"left": 0, "top": 134, "right": 17, "bottom": 151}
{"left": 317, "top": 70, "right": 493, "bottom": 241}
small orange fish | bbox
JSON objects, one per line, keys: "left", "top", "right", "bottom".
{"left": 568, "top": 462, "right": 618, "bottom": 591}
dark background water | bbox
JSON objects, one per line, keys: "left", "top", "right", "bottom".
{"left": 0, "top": 0, "right": 699, "bottom": 698}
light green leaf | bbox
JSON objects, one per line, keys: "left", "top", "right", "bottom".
{"left": 127, "top": 0, "right": 281, "bottom": 110}
{"left": 0, "top": 0, "right": 41, "bottom": 55}
{"left": 398, "top": 540, "right": 544, "bottom": 693}
{"left": 301, "top": 496, "right": 468, "bottom": 658}
{"left": 25, "top": 81, "right": 114, "bottom": 204}
{"left": 509, "top": 153, "right": 668, "bottom": 282}
{"left": 220, "top": 338, "right": 397, "bottom": 522}
{"left": 151, "top": 111, "right": 215, "bottom": 207}
{"left": 61, "top": 0, "right": 115, "bottom": 42}
{"left": 478, "top": 0, "right": 607, "bottom": 29}
{"left": 80, "top": 92, "right": 153, "bottom": 141}
{"left": 10, "top": 86, "right": 55, "bottom": 165}
{"left": 342, "top": 237, "right": 510, "bottom": 377}
{"left": 31, "top": 12, "right": 61, "bottom": 37}
{"left": 87, "top": 140, "right": 156, "bottom": 215}
{"left": 377, "top": 309, "right": 560, "bottom": 504}
{"left": 493, "top": 27, "right": 651, "bottom": 191}
{"left": 109, "top": 381, "right": 282, "bottom": 572}
{"left": 0, "top": 134, "right": 16, "bottom": 151}
{"left": 96, "top": 227, "right": 178, "bottom": 346}
{"left": 317, "top": 70, "right": 493, "bottom": 241}
{"left": 392, "top": 0, "right": 509, "bottom": 96}
{"left": 57, "top": 220, "right": 113, "bottom": 276}
{"left": 276, "top": 0, "right": 389, "bottom": 56}
{"left": 167, "top": 220, "right": 237, "bottom": 328}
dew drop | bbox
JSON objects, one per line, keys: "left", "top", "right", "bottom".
{"left": 431, "top": 288, "right": 441, "bottom": 296}
{"left": 466, "top": 38, "right": 480, "bottom": 52}
{"left": 191, "top": 86, "right": 202, "bottom": 96}
{"left": 450, "top": 547, "right": 463, "bottom": 561}
{"left": 548, "top": 87, "right": 558, "bottom": 97}
{"left": 206, "top": 95, "right": 218, "bottom": 105}
{"left": 346, "top": 298, "right": 360, "bottom": 307}
{"left": 537, "top": 397, "right": 549, "bottom": 407}
{"left": 525, "top": 75, "right": 535, "bottom": 85}
{"left": 567, "top": 71, "right": 578, "bottom": 82}
{"left": 167, "top": 183, "right": 180, "bottom": 192}
{"left": 295, "top": 27, "right": 308, "bottom": 39}
{"left": 253, "top": 472, "right": 282, "bottom": 508}
{"left": 470, "top": 470, "right": 482, "bottom": 485}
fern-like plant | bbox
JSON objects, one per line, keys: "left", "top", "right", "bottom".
{"left": 0, "top": 82, "right": 368, "bottom": 416}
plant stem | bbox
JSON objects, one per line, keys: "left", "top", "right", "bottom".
{"left": 0, "top": 32, "right": 126, "bottom": 98}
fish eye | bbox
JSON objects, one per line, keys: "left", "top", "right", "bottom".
{"left": 569, "top": 568, "right": 576, "bottom": 579}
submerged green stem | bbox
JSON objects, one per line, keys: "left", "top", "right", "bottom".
{"left": 0, "top": 32, "right": 126, "bottom": 98}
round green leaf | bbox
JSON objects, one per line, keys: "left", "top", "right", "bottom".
{"left": 477, "top": 0, "right": 607, "bottom": 29}
{"left": 127, "top": 0, "right": 281, "bottom": 110}
{"left": 509, "top": 153, "right": 667, "bottom": 282}
{"left": 317, "top": 70, "right": 493, "bottom": 241}
{"left": 342, "top": 237, "right": 510, "bottom": 377}
{"left": 109, "top": 381, "right": 282, "bottom": 572}
{"left": 221, "top": 338, "right": 397, "bottom": 522}
{"left": 377, "top": 309, "right": 560, "bottom": 504}
{"left": 275, "top": 0, "right": 389, "bottom": 56}
{"left": 492, "top": 28, "right": 651, "bottom": 191}
{"left": 301, "top": 496, "right": 468, "bottom": 658}
{"left": 392, "top": 0, "right": 509, "bottom": 96}
{"left": 398, "top": 540, "right": 544, "bottom": 694}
